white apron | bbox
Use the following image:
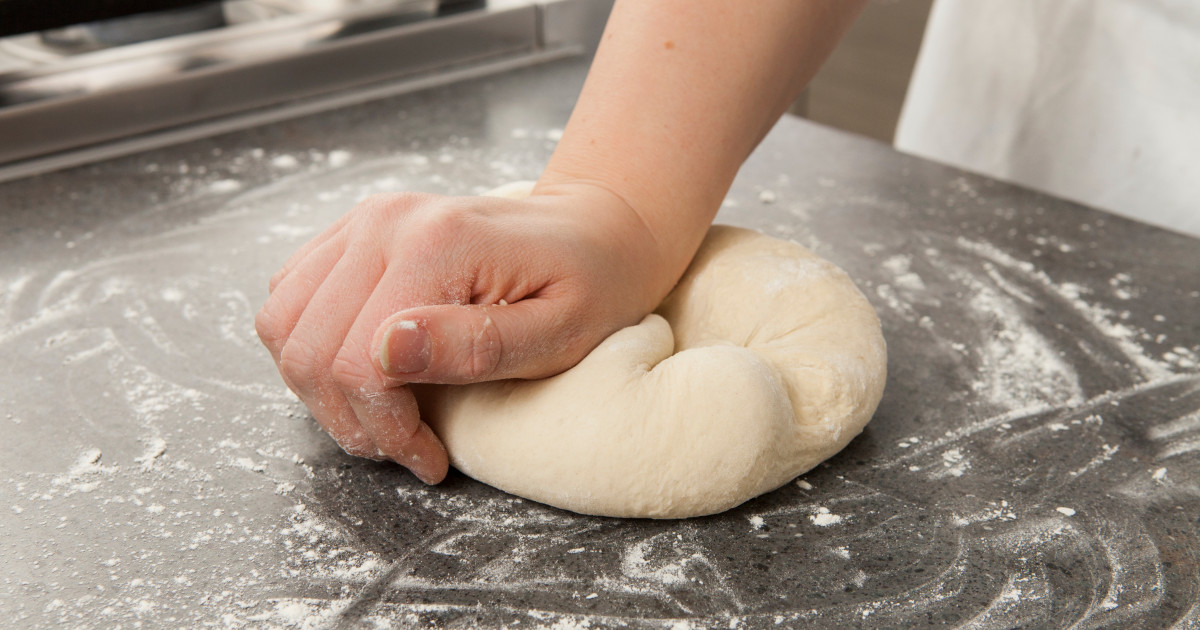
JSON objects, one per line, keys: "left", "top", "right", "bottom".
{"left": 895, "top": 0, "right": 1200, "bottom": 237}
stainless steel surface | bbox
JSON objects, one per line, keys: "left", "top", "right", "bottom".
{"left": 1, "top": 56, "right": 1197, "bottom": 628}
{"left": 537, "top": 0, "right": 612, "bottom": 51}
{"left": 0, "top": 0, "right": 607, "bottom": 168}
{"left": 0, "top": 1, "right": 437, "bottom": 99}
{"left": 0, "top": 47, "right": 573, "bottom": 184}
{"left": 39, "top": 4, "right": 228, "bottom": 48}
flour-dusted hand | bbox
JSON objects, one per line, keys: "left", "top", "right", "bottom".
{"left": 254, "top": 183, "right": 676, "bottom": 483}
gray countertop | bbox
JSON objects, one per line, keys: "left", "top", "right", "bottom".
{"left": 1, "top": 56, "right": 1198, "bottom": 629}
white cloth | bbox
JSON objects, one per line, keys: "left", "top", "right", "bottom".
{"left": 895, "top": 0, "right": 1200, "bottom": 237}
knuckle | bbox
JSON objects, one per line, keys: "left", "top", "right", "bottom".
{"left": 410, "top": 200, "right": 474, "bottom": 242}
{"left": 463, "top": 314, "right": 504, "bottom": 381}
{"left": 334, "top": 431, "right": 379, "bottom": 459}
{"left": 355, "top": 192, "right": 404, "bottom": 212}
{"left": 354, "top": 192, "right": 429, "bottom": 223}
{"left": 346, "top": 194, "right": 402, "bottom": 235}
{"left": 278, "top": 338, "right": 322, "bottom": 388}
{"left": 329, "top": 349, "right": 374, "bottom": 393}
{"left": 350, "top": 193, "right": 471, "bottom": 256}
{"left": 254, "top": 301, "right": 288, "bottom": 349}
{"left": 267, "top": 268, "right": 288, "bottom": 293}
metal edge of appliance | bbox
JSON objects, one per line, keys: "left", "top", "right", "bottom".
{"left": 0, "top": 0, "right": 610, "bottom": 182}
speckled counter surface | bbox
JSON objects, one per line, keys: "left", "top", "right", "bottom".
{"left": 1, "top": 56, "right": 1198, "bottom": 629}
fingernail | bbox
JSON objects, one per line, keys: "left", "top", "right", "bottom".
{"left": 380, "top": 319, "right": 430, "bottom": 374}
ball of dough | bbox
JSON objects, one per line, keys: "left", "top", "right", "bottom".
{"left": 416, "top": 184, "right": 887, "bottom": 519}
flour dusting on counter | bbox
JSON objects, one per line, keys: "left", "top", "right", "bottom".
{"left": 1, "top": 65, "right": 1196, "bottom": 628}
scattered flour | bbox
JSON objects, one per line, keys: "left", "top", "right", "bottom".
{"left": 809, "top": 507, "right": 843, "bottom": 527}
{"left": 271, "top": 154, "right": 300, "bottom": 169}
{"left": 964, "top": 277, "right": 1084, "bottom": 409}
{"left": 881, "top": 255, "right": 927, "bottom": 292}
{"left": 1147, "top": 411, "right": 1200, "bottom": 440}
{"left": 957, "top": 237, "right": 1173, "bottom": 380}
{"left": 159, "top": 287, "right": 184, "bottom": 303}
{"left": 620, "top": 534, "right": 690, "bottom": 586}
{"left": 134, "top": 437, "right": 167, "bottom": 471}
{"left": 208, "top": 179, "right": 243, "bottom": 193}
{"left": 327, "top": 150, "right": 352, "bottom": 168}
{"left": 935, "top": 447, "right": 970, "bottom": 478}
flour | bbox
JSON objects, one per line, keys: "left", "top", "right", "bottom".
{"left": 956, "top": 237, "right": 1175, "bottom": 380}
{"left": 893, "top": 271, "right": 926, "bottom": 292}
{"left": 327, "top": 150, "right": 352, "bottom": 168}
{"left": 248, "top": 598, "right": 352, "bottom": 630}
{"left": 760, "top": 257, "right": 829, "bottom": 295}
{"left": 134, "top": 437, "right": 167, "bottom": 471}
{"left": 265, "top": 224, "right": 316, "bottom": 240}
{"left": 874, "top": 283, "right": 919, "bottom": 322}
{"left": 271, "top": 154, "right": 300, "bottom": 169}
{"left": 809, "top": 507, "right": 843, "bottom": 527}
{"left": 936, "top": 447, "right": 970, "bottom": 478}
{"left": 208, "top": 179, "right": 243, "bottom": 193}
{"left": 621, "top": 534, "right": 691, "bottom": 587}
{"left": 914, "top": 241, "right": 1090, "bottom": 411}
{"left": 1157, "top": 439, "right": 1200, "bottom": 460}
{"left": 4, "top": 123, "right": 1194, "bottom": 628}
{"left": 52, "top": 448, "right": 118, "bottom": 494}
{"left": 966, "top": 280, "right": 1084, "bottom": 409}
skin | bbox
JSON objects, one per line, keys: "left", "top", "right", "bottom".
{"left": 255, "top": 0, "right": 867, "bottom": 483}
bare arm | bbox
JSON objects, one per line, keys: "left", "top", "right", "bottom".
{"left": 539, "top": 0, "right": 866, "bottom": 287}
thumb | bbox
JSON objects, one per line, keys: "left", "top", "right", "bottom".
{"left": 371, "top": 300, "right": 591, "bottom": 384}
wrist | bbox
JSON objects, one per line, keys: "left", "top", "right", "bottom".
{"left": 525, "top": 176, "right": 696, "bottom": 305}
{"left": 535, "top": 163, "right": 721, "bottom": 274}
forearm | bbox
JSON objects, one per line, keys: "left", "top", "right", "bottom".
{"left": 537, "top": 0, "right": 865, "bottom": 275}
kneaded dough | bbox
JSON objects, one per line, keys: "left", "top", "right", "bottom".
{"left": 417, "top": 183, "right": 887, "bottom": 518}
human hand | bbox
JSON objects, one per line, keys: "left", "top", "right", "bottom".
{"left": 255, "top": 181, "right": 682, "bottom": 483}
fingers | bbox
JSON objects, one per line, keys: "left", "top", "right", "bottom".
{"left": 275, "top": 246, "right": 385, "bottom": 459}
{"left": 256, "top": 235, "right": 347, "bottom": 362}
{"left": 334, "top": 370, "right": 448, "bottom": 484}
{"left": 259, "top": 192, "right": 453, "bottom": 483}
{"left": 333, "top": 327, "right": 446, "bottom": 480}
{"left": 258, "top": 189, "right": 639, "bottom": 486}
{"left": 332, "top": 346, "right": 450, "bottom": 484}
{"left": 268, "top": 207, "right": 356, "bottom": 293}
{"left": 331, "top": 265, "right": 453, "bottom": 482}
{"left": 372, "top": 297, "right": 599, "bottom": 384}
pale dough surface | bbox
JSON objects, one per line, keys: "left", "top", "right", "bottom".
{"left": 417, "top": 183, "right": 887, "bottom": 518}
